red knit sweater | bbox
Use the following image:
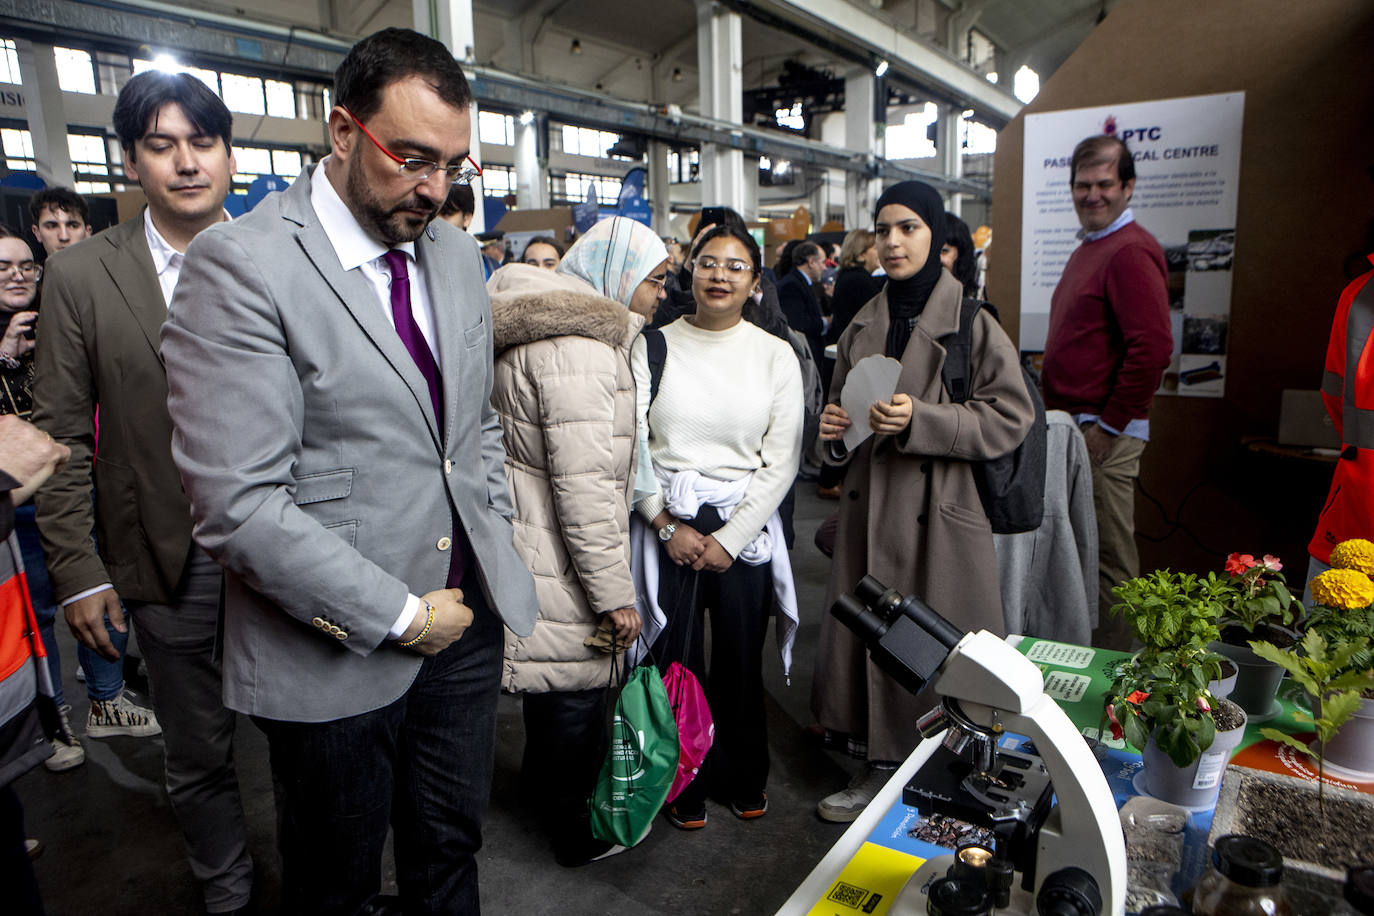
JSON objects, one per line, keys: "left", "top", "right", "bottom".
{"left": 1041, "top": 221, "right": 1172, "bottom": 432}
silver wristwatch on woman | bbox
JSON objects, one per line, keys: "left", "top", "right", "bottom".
{"left": 658, "top": 522, "right": 678, "bottom": 542}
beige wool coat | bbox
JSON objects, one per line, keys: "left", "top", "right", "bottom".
{"left": 489, "top": 265, "right": 645, "bottom": 694}
{"left": 811, "top": 271, "right": 1036, "bottom": 761}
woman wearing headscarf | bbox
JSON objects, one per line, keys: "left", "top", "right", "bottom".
{"left": 488, "top": 216, "right": 669, "bottom": 867}
{"left": 810, "top": 182, "right": 1035, "bottom": 823}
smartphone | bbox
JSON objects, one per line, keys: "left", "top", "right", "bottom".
{"left": 700, "top": 206, "right": 727, "bottom": 229}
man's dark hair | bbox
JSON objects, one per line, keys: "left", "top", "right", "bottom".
{"left": 112, "top": 71, "right": 233, "bottom": 159}
{"left": 29, "top": 187, "right": 89, "bottom": 225}
{"left": 1069, "top": 134, "right": 1135, "bottom": 186}
{"left": 335, "top": 28, "right": 473, "bottom": 124}
{"left": 521, "top": 236, "right": 564, "bottom": 261}
{"left": 793, "top": 241, "right": 823, "bottom": 266}
{"left": 440, "top": 183, "right": 475, "bottom": 218}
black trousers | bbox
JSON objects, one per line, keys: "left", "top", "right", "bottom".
{"left": 653, "top": 505, "right": 773, "bottom": 809}
{"left": 520, "top": 687, "right": 606, "bottom": 857}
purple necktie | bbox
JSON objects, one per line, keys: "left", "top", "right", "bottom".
{"left": 381, "top": 250, "right": 466, "bottom": 588}
{"left": 382, "top": 250, "right": 443, "bottom": 424}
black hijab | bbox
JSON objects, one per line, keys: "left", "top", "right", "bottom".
{"left": 874, "top": 181, "right": 946, "bottom": 358}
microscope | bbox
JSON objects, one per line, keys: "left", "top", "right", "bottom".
{"left": 831, "top": 576, "right": 1126, "bottom": 915}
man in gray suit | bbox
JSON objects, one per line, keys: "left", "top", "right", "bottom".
{"left": 33, "top": 72, "right": 251, "bottom": 914}
{"left": 162, "top": 28, "right": 536, "bottom": 916}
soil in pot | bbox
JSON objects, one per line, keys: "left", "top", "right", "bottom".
{"left": 1236, "top": 778, "right": 1374, "bottom": 868}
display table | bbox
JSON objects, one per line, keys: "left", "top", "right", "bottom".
{"left": 776, "top": 636, "right": 1374, "bottom": 916}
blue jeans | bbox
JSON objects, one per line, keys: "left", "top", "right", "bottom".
{"left": 254, "top": 576, "right": 503, "bottom": 916}
{"left": 14, "top": 503, "right": 127, "bottom": 704}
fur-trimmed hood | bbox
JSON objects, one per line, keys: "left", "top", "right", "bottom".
{"left": 489, "top": 262, "right": 643, "bottom": 352}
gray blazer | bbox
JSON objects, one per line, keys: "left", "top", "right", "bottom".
{"left": 161, "top": 165, "right": 537, "bottom": 723}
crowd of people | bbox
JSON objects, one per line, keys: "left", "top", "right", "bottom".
{"left": 1, "top": 22, "right": 1362, "bottom": 916}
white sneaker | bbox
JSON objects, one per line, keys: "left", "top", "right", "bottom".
{"left": 817, "top": 765, "right": 893, "bottom": 823}
{"left": 86, "top": 690, "right": 162, "bottom": 739}
{"left": 45, "top": 704, "right": 85, "bottom": 772}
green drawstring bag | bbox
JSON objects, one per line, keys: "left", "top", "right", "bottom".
{"left": 588, "top": 658, "right": 679, "bottom": 847}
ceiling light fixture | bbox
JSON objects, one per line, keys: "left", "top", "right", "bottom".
{"left": 153, "top": 53, "right": 181, "bottom": 73}
{"left": 519, "top": 110, "right": 535, "bottom": 126}
{"left": 571, "top": 39, "right": 582, "bottom": 54}
{"left": 672, "top": 67, "right": 683, "bottom": 82}
{"left": 874, "top": 59, "right": 889, "bottom": 78}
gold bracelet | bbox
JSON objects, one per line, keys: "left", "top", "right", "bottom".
{"left": 397, "top": 601, "right": 435, "bottom": 648}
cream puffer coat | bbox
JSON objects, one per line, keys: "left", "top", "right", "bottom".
{"left": 489, "top": 265, "right": 644, "bottom": 694}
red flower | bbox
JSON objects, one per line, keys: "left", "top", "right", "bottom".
{"left": 1125, "top": 690, "right": 1149, "bottom": 705}
{"left": 1225, "top": 552, "right": 1258, "bottom": 575}
{"left": 1106, "top": 704, "right": 1123, "bottom": 741}
{"left": 1196, "top": 695, "right": 1211, "bottom": 713}
{"left": 1261, "top": 554, "right": 1283, "bottom": 572}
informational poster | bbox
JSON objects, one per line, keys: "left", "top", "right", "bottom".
{"left": 1020, "top": 93, "right": 1245, "bottom": 397}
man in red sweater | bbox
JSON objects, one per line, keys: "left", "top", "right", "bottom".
{"left": 1042, "top": 135, "right": 1172, "bottom": 646}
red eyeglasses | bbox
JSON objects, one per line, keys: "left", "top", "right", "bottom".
{"left": 339, "top": 106, "right": 482, "bottom": 185}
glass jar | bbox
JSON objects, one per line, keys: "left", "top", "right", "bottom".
{"left": 1190, "top": 835, "right": 1291, "bottom": 916}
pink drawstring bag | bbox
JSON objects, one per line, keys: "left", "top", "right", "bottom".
{"left": 662, "top": 661, "right": 713, "bottom": 802}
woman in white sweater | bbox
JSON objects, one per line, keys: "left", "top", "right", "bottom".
{"left": 631, "top": 225, "right": 803, "bottom": 829}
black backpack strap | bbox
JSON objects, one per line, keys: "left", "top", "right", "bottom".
{"left": 644, "top": 327, "right": 667, "bottom": 405}
{"left": 939, "top": 297, "right": 989, "bottom": 404}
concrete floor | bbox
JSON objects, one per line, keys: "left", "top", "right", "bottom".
{"left": 16, "top": 484, "right": 863, "bottom": 915}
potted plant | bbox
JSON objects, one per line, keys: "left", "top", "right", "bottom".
{"left": 1103, "top": 571, "right": 1248, "bottom": 809}
{"left": 1208, "top": 552, "right": 1299, "bottom": 720}
{"left": 1253, "top": 538, "right": 1374, "bottom": 776}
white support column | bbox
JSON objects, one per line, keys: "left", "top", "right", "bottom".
{"left": 415, "top": 0, "right": 486, "bottom": 231}
{"left": 808, "top": 178, "right": 828, "bottom": 231}
{"left": 741, "top": 155, "right": 758, "bottom": 223}
{"left": 936, "top": 102, "right": 962, "bottom": 216}
{"left": 514, "top": 115, "right": 548, "bottom": 210}
{"left": 648, "top": 139, "right": 671, "bottom": 235}
{"left": 16, "top": 41, "right": 74, "bottom": 188}
{"left": 843, "top": 67, "right": 881, "bottom": 231}
{"left": 695, "top": 0, "right": 745, "bottom": 216}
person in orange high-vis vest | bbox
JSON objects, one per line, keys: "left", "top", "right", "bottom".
{"left": 1307, "top": 257, "right": 1374, "bottom": 590}
{"left": 0, "top": 413, "right": 69, "bottom": 915}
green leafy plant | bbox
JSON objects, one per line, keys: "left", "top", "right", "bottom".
{"left": 1104, "top": 646, "right": 1224, "bottom": 767}
{"left": 1253, "top": 631, "right": 1374, "bottom": 813}
{"left": 1217, "top": 553, "right": 1298, "bottom": 637}
{"left": 1103, "top": 572, "right": 1227, "bottom": 768}
{"left": 1109, "top": 570, "right": 1224, "bottom": 651}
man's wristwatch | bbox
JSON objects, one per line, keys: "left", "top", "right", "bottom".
{"left": 658, "top": 522, "right": 678, "bottom": 542}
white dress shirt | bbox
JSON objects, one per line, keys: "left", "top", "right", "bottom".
{"left": 309, "top": 160, "right": 442, "bottom": 639}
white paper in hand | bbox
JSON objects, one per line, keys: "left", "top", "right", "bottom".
{"left": 839, "top": 355, "right": 904, "bottom": 453}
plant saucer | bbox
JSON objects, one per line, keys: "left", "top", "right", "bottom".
{"left": 1244, "top": 697, "right": 1284, "bottom": 723}
{"left": 1131, "top": 772, "right": 1219, "bottom": 814}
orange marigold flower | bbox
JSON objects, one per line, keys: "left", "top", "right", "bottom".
{"left": 1125, "top": 690, "right": 1149, "bottom": 705}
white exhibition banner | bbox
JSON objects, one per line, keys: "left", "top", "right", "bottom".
{"left": 1020, "top": 92, "right": 1245, "bottom": 397}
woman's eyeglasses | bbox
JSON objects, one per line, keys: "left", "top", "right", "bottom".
{"left": 0, "top": 260, "right": 41, "bottom": 281}
{"left": 694, "top": 257, "right": 752, "bottom": 281}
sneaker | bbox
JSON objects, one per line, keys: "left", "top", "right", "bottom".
{"left": 665, "top": 803, "right": 707, "bottom": 830}
{"left": 817, "top": 765, "right": 893, "bottom": 823}
{"left": 731, "top": 792, "right": 768, "bottom": 820}
{"left": 555, "top": 821, "right": 650, "bottom": 867}
{"left": 45, "top": 704, "right": 85, "bottom": 772}
{"left": 25, "top": 838, "right": 42, "bottom": 860}
{"left": 86, "top": 690, "right": 162, "bottom": 739}
{"left": 74, "top": 666, "right": 85, "bottom": 682}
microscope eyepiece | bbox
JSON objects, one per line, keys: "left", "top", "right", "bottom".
{"left": 1035, "top": 866, "right": 1101, "bottom": 916}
